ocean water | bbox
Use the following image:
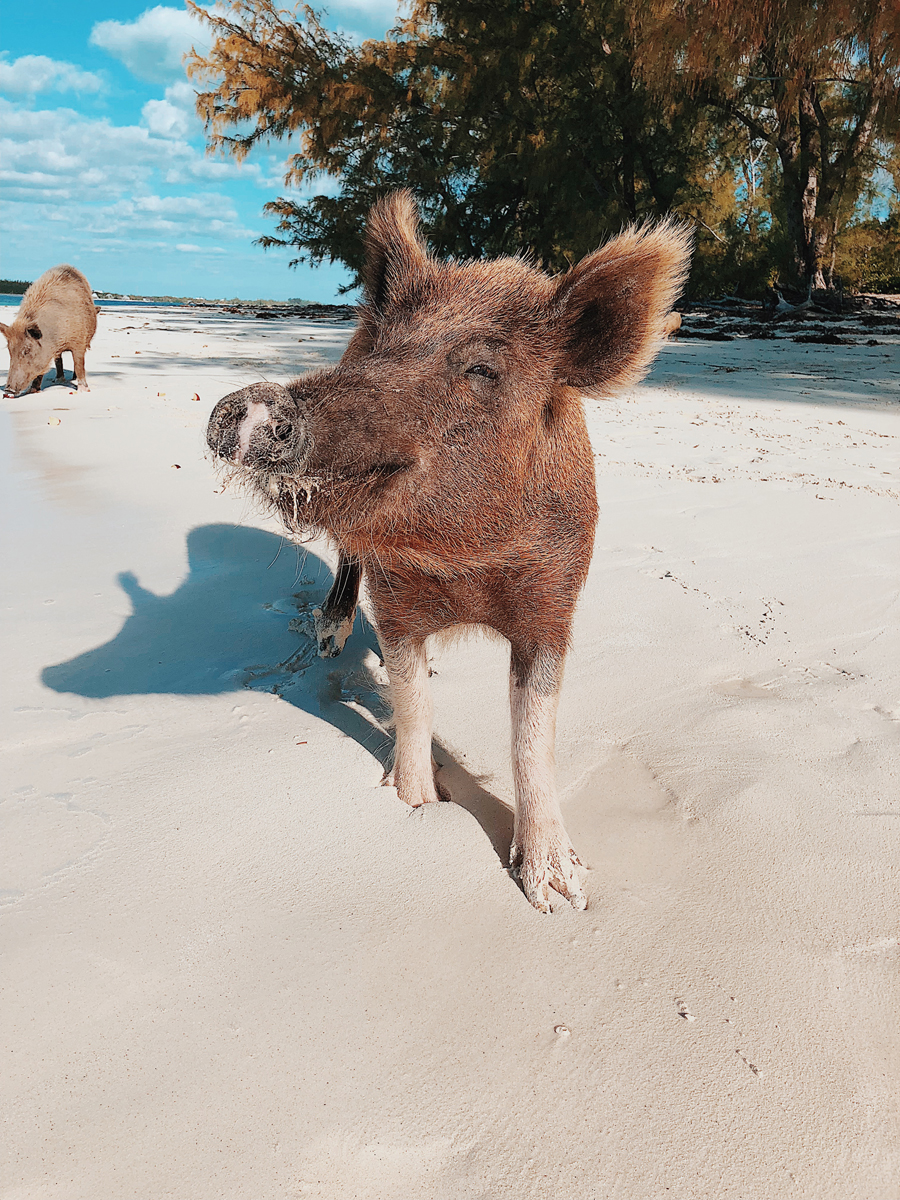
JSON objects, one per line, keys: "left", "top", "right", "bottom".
{"left": 0, "top": 295, "right": 185, "bottom": 309}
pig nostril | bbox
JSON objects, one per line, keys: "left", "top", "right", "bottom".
{"left": 272, "top": 420, "right": 293, "bottom": 443}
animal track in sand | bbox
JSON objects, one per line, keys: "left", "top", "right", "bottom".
{"left": 657, "top": 568, "right": 718, "bottom": 607}
{"left": 736, "top": 598, "right": 785, "bottom": 646}
{"left": 796, "top": 661, "right": 865, "bottom": 688}
{"left": 676, "top": 969, "right": 768, "bottom": 1075}
{"left": 654, "top": 569, "right": 787, "bottom": 647}
{"left": 240, "top": 594, "right": 388, "bottom": 728}
{"left": 241, "top": 640, "right": 317, "bottom": 695}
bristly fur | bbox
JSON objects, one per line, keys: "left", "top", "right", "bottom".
{"left": 205, "top": 190, "right": 693, "bottom": 912}
{"left": 363, "top": 190, "right": 431, "bottom": 312}
{"left": 207, "top": 453, "right": 327, "bottom": 539}
{"left": 551, "top": 216, "right": 694, "bottom": 395}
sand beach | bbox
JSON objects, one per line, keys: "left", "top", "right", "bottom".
{"left": 2, "top": 303, "right": 898, "bottom": 1198}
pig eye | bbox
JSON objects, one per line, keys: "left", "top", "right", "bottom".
{"left": 466, "top": 364, "right": 498, "bottom": 381}
{"left": 272, "top": 420, "right": 293, "bottom": 442}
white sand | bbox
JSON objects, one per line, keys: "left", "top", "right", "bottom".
{"left": 2, "top": 305, "right": 898, "bottom": 1199}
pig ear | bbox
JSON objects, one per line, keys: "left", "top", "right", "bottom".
{"left": 363, "top": 190, "right": 429, "bottom": 312}
{"left": 0, "top": 322, "right": 9, "bottom": 339}
{"left": 552, "top": 219, "right": 693, "bottom": 393}
{"left": 26, "top": 325, "right": 42, "bottom": 340}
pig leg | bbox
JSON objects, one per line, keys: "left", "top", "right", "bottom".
{"left": 509, "top": 646, "right": 586, "bottom": 913}
{"left": 72, "top": 350, "right": 89, "bottom": 392}
{"left": 381, "top": 635, "right": 444, "bottom": 807}
{"left": 28, "top": 374, "right": 44, "bottom": 394}
{"left": 54, "top": 355, "right": 65, "bottom": 383}
{"left": 313, "top": 552, "right": 360, "bottom": 658}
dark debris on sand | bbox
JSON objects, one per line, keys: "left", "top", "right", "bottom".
{"left": 217, "top": 302, "right": 357, "bottom": 321}
{"left": 673, "top": 293, "right": 899, "bottom": 345}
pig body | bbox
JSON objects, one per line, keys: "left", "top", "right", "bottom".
{"left": 1, "top": 265, "right": 98, "bottom": 395}
{"left": 207, "top": 192, "right": 691, "bottom": 912}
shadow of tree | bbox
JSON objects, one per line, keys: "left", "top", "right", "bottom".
{"left": 42, "top": 523, "right": 513, "bottom": 862}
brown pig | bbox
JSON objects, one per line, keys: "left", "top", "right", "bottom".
{"left": 1, "top": 265, "right": 98, "bottom": 395}
{"left": 206, "top": 192, "right": 691, "bottom": 912}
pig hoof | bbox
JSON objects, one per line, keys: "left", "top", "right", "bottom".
{"left": 384, "top": 767, "right": 445, "bottom": 807}
{"left": 510, "top": 830, "right": 586, "bottom": 913}
{"left": 312, "top": 606, "right": 354, "bottom": 658}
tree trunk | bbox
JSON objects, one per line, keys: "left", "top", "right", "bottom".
{"left": 773, "top": 75, "right": 884, "bottom": 293}
{"left": 615, "top": 56, "right": 638, "bottom": 220}
{"left": 777, "top": 148, "right": 816, "bottom": 292}
{"left": 810, "top": 217, "right": 830, "bottom": 290}
{"left": 621, "top": 144, "right": 637, "bottom": 220}
{"left": 774, "top": 82, "right": 826, "bottom": 292}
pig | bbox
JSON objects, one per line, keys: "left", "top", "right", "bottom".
{"left": 662, "top": 310, "right": 682, "bottom": 338}
{"left": 1, "top": 265, "right": 98, "bottom": 396}
{"left": 206, "top": 191, "right": 691, "bottom": 912}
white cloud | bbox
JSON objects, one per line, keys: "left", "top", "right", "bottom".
{"left": 0, "top": 100, "right": 258, "bottom": 250}
{"left": 0, "top": 69, "right": 352, "bottom": 298}
{"left": 142, "top": 98, "right": 190, "bottom": 138}
{"left": 176, "top": 242, "right": 226, "bottom": 253}
{"left": 0, "top": 99, "right": 258, "bottom": 196}
{"left": 90, "top": 5, "right": 210, "bottom": 83}
{"left": 162, "top": 79, "right": 198, "bottom": 107}
{"left": 0, "top": 53, "right": 105, "bottom": 97}
{"left": 7, "top": 189, "right": 254, "bottom": 251}
{"left": 142, "top": 79, "right": 201, "bottom": 139}
{"left": 326, "top": 0, "right": 406, "bottom": 43}
{"left": 87, "top": 1, "right": 405, "bottom": 92}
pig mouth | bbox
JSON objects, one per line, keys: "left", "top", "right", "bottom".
{"left": 208, "top": 410, "right": 412, "bottom": 495}
{"left": 218, "top": 454, "right": 413, "bottom": 502}
{"left": 212, "top": 450, "right": 417, "bottom": 540}
{"left": 207, "top": 385, "right": 415, "bottom": 534}
{"left": 207, "top": 442, "right": 325, "bottom": 502}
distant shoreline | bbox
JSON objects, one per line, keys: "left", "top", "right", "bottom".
{"left": 0, "top": 292, "right": 358, "bottom": 319}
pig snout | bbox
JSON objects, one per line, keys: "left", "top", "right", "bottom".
{"left": 5, "top": 362, "right": 45, "bottom": 397}
{"left": 207, "top": 382, "right": 308, "bottom": 470}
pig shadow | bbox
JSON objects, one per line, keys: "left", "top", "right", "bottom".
{"left": 41, "top": 522, "right": 513, "bottom": 861}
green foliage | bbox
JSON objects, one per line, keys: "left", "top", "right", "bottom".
{"left": 188, "top": 0, "right": 900, "bottom": 295}
{"left": 687, "top": 224, "right": 784, "bottom": 299}
{"left": 0, "top": 280, "right": 31, "bottom": 294}
{"left": 833, "top": 213, "right": 900, "bottom": 292}
{"left": 189, "top": 0, "right": 707, "bottom": 284}
{"left": 638, "top": 0, "right": 900, "bottom": 289}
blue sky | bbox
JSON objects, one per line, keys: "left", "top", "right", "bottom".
{"left": 0, "top": 1, "right": 401, "bottom": 300}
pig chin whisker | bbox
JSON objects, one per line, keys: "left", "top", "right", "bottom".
{"left": 234, "top": 463, "right": 326, "bottom": 527}
{"left": 280, "top": 475, "right": 325, "bottom": 530}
